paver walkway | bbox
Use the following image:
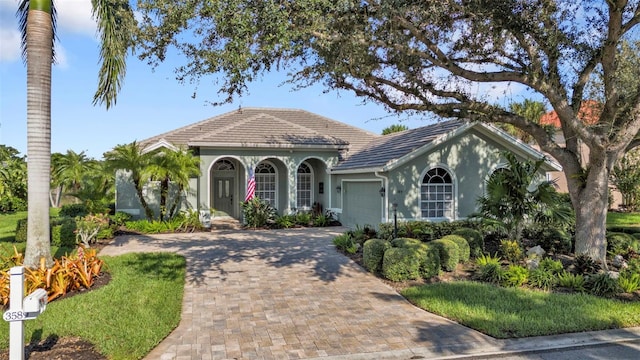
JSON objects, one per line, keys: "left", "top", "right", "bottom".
{"left": 98, "top": 228, "right": 498, "bottom": 360}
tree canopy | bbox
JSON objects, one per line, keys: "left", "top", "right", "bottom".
{"left": 135, "top": 0, "right": 639, "bottom": 263}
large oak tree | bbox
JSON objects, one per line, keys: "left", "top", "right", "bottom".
{"left": 136, "top": 0, "right": 640, "bottom": 264}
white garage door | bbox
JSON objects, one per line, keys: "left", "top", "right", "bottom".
{"left": 342, "top": 181, "right": 383, "bottom": 228}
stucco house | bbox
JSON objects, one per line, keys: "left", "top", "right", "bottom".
{"left": 115, "top": 107, "right": 561, "bottom": 228}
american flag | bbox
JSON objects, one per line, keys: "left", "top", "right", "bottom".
{"left": 245, "top": 169, "right": 256, "bottom": 202}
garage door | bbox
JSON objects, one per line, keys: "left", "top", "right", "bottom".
{"left": 342, "top": 181, "right": 383, "bottom": 228}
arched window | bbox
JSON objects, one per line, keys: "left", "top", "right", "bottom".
{"left": 255, "top": 162, "right": 276, "bottom": 208}
{"left": 212, "top": 159, "right": 235, "bottom": 171}
{"left": 421, "top": 167, "right": 454, "bottom": 219}
{"left": 297, "top": 162, "right": 313, "bottom": 209}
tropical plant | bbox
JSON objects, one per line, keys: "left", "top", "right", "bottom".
{"left": 18, "top": 0, "right": 135, "bottom": 267}
{"left": 528, "top": 268, "right": 557, "bottom": 291}
{"left": 499, "top": 240, "right": 523, "bottom": 264}
{"left": 610, "top": 148, "right": 640, "bottom": 211}
{"left": 242, "top": 197, "right": 276, "bottom": 228}
{"left": 381, "top": 124, "right": 409, "bottom": 135}
{"left": 585, "top": 273, "right": 621, "bottom": 297}
{"left": 503, "top": 265, "right": 529, "bottom": 287}
{"left": 75, "top": 213, "right": 110, "bottom": 247}
{"left": 50, "top": 150, "right": 99, "bottom": 207}
{"left": 146, "top": 147, "right": 201, "bottom": 221}
{"left": 618, "top": 272, "right": 640, "bottom": 293}
{"left": 556, "top": 271, "right": 586, "bottom": 292}
{"left": 0, "top": 145, "right": 28, "bottom": 213}
{"left": 475, "top": 254, "right": 505, "bottom": 284}
{"left": 275, "top": 214, "right": 295, "bottom": 229}
{"left": 477, "top": 152, "right": 573, "bottom": 242}
{"left": 573, "top": 254, "right": 602, "bottom": 276}
{"left": 104, "top": 142, "right": 155, "bottom": 220}
{"left": 502, "top": 100, "right": 547, "bottom": 143}
{"left": 332, "top": 233, "right": 358, "bottom": 255}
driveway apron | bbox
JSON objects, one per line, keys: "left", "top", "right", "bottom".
{"left": 100, "top": 227, "right": 496, "bottom": 360}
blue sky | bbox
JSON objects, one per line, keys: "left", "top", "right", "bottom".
{"left": 0, "top": 1, "right": 525, "bottom": 160}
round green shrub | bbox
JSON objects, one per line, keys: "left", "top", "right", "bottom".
{"left": 363, "top": 239, "right": 391, "bottom": 273}
{"left": 452, "top": 228, "right": 484, "bottom": 258}
{"left": 606, "top": 232, "right": 639, "bottom": 255}
{"left": 382, "top": 247, "right": 421, "bottom": 281}
{"left": 59, "top": 203, "right": 89, "bottom": 218}
{"left": 417, "top": 243, "right": 441, "bottom": 279}
{"left": 441, "top": 234, "right": 470, "bottom": 263}
{"left": 390, "top": 237, "right": 422, "bottom": 248}
{"left": 14, "top": 218, "right": 28, "bottom": 242}
{"left": 430, "top": 239, "right": 460, "bottom": 272}
{"left": 50, "top": 218, "right": 77, "bottom": 247}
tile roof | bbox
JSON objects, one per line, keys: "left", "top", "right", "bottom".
{"left": 539, "top": 100, "right": 601, "bottom": 127}
{"left": 332, "top": 119, "right": 467, "bottom": 171}
{"left": 140, "top": 107, "right": 378, "bottom": 154}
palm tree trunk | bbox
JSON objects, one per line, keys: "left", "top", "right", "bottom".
{"left": 24, "top": 4, "right": 54, "bottom": 268}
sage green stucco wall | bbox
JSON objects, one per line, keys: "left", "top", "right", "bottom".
{"left": 383, "top": 128, "right": 545, "bottom": 222}
{"left": 197, "top": 148, "right": 339, "bottom": 216}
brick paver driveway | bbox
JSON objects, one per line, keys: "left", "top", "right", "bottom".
{"left": 100, "top": 227, "right": 495, "bottom": 360}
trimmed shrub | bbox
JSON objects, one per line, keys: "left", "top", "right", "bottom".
{"left": 441, "top": 234, "right": 470, "bottom": 263}
{"left": 14, "top": 218, "right": 28, "bottom": 242}
{"left": 59, "top": 203, "right": 89, "bottom": 218}
{"left": 453, "top": 228, "right": 484, "bottom": 258}
{"left": 363, "top": 239, "right": 391, "bottom": 273}
{"left": 382, "top": 247, "right": 421, "bottom": 281}
{"left": 430, "top": 239, "right": 460, "bottom": 272}
{"left": 50, "top": 218, "right": 77, "bottom": 247}
{"left": 111, "top": 211, "right": 132, "bottom": 226}
{"left": 606, "top": 232, "right": 639, "bottom": 256}
{"left": 417, "top": 243, "right": 441, "bottom": 279}
{"left": 391, "top": 237, "right": 422, "bottom": 248}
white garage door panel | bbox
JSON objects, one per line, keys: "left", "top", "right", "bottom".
{"left": 342, "top": 182, "right": 383, "bottom": 228}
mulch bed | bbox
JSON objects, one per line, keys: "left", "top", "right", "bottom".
{"left": 1, "top": 241, "right": 113, "bottom": 360}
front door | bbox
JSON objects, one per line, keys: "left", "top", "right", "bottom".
{"left": 214, "top": 177, "right": 235, "bottom": 217}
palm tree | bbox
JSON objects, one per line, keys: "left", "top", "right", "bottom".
{"left": 146, "top": 147, "right": 201, "bottom": 221}
{"left": 477, "top": 152, "right": 571, "bottom": 242}
{"left": 104, "top": 142, "right": 155, "bottom": 221}
{"left": 52, "top": 150, "right": 98, "bottom": 200}
{"left": 164, "top": 148, "right": 201, "bottom": 219}
{"left": 18, "top": 0, "right": 134, "bottom": 267}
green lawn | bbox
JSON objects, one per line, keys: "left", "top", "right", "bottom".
{"left": 402, "top": 281, "right": 640, "bottom": 338}
{"left": 607, "top": 212, "right": 640, "bottom": 226}
{"left": 0, "top": 252, "right": 186, "bottom": 360}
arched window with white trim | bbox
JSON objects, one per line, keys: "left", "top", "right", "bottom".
{"left": 255, "top": 162, "right": 277, "bottom": 208}
{"left": 421, "top": 167, "right": 454, "bottom": 219}
{"left": 296, "top": 162, "right": 313, "bottom": 209}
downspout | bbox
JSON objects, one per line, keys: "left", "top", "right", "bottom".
{"left": 374, "top": 171, "right": 389, "bottom": 223}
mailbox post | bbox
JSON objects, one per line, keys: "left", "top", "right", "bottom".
{"left": 2, "top": 266, "right": 48, "bottom": 360}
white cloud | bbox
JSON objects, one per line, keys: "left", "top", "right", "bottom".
{"left": 56, "top": 0, "right": 97, "bottom": 38}
{"left": 0, "top": 27, "right": 20, "bottom": 62}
